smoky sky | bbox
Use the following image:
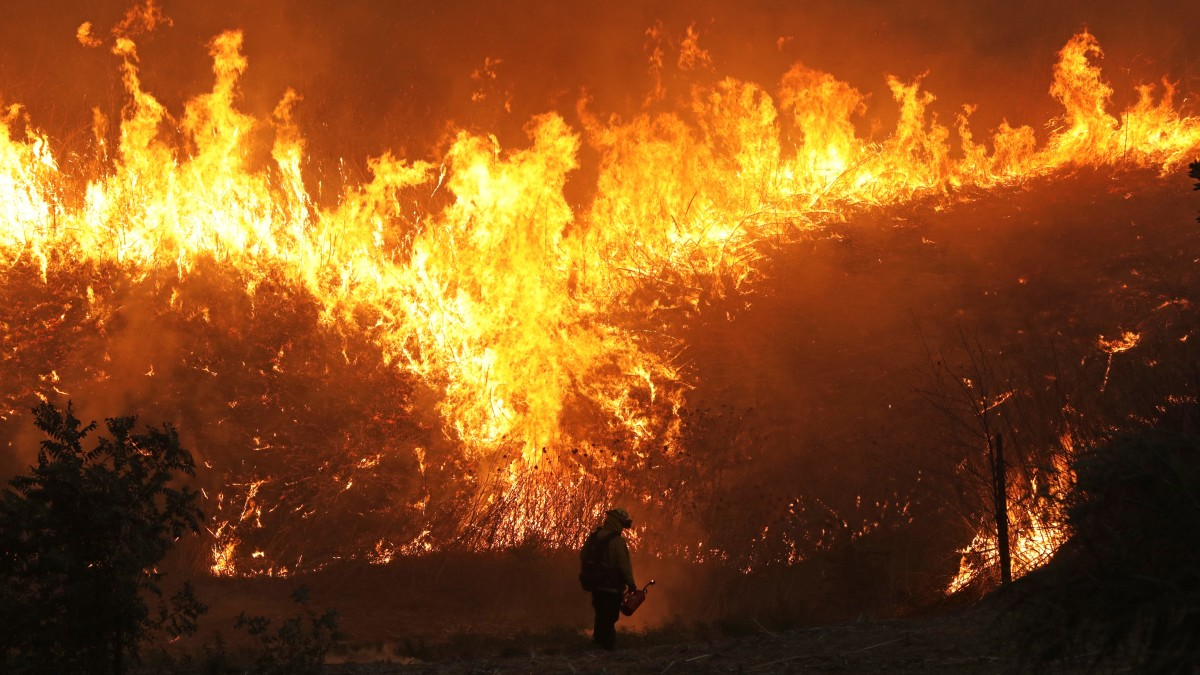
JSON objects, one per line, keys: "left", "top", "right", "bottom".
{"left": 1, "top": 0, "right": 1197, "bottom": 181}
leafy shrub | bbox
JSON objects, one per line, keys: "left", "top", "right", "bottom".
{"left": 0, "top": 402, "right": 206, "bottom": 674}
{"left": 235, "top": 586, "right": 340, "bottom": 675}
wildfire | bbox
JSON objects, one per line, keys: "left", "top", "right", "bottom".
{"left": 1, "top": 4, "right": 1198, "bottom": 578}
{"left": 1099, "top": 330, "right": 1142, "bottom": 391}
{"left": 1099, "top": 331, "right": 1142, "bottom": 354}
{"left": 948, "top": 452, "right": 1075, "bottom": 594}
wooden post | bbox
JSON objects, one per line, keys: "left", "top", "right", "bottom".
{"left": 994, "top": 432, "right": 1012, "bottom": 585}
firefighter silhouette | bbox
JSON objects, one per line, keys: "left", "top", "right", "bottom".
{"left": 579, "top": 507, "right": 636, "bottom": 650}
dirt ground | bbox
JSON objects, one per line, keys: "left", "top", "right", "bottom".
{"left": 166, "top": 562, "right": 1018, "bottom": 674}
{"left": 320, "top": 606, "right": 1011, "bottom": 674}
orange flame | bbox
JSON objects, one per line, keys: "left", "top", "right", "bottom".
{"left": 2, "top": 23, "right": 1198, "bottom": 572}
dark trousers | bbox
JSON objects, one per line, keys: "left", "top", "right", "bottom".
{"left": 591, "top": 591, "right": 622, "bottom": 649}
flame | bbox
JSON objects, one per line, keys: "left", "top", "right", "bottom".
{"left": 2, "top": 20, "right": 1199, "bottom": 575}
{"left": 1098, "top": 330, "right": 1141, "bottom": 354}
{"left": 1099, "top": 330, "right": 1142, "bottom": 391}
{"left": 206, "top": 478, "right": 267, "bottom": 576}
{"left": 947, "top": 448, "right": 1074, "bottom": 594}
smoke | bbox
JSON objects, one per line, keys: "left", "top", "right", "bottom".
{"left": 2, "top": 1, "right": 1197, "bottom": 179}
{"left": 2, "top": 0, "right": 1200, "bottom": 613}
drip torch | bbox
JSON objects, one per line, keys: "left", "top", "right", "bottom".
{"left": 621, "top": 579, "right": 656, "bottom": 616}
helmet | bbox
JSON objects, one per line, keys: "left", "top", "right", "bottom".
{"left": 607, "top": 507, "right": 633, "bottom": 528}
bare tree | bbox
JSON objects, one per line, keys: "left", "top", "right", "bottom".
{"left": 918, "top": 327, "right": 1019, "bottom": 586}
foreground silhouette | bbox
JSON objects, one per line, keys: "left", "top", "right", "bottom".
{"left": 0, "top": 402, "right": 205, "bottom": 675}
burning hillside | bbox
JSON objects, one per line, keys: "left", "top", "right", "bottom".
{"left": 2, "top": 1, "right": 1199, "bottom": 593}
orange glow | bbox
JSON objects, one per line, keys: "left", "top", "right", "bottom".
{"left": 948, "top": 452, "right": 1074, "bottom": 594}
{"left": 2, "top": 17, "right": 1198, "bottom": 576}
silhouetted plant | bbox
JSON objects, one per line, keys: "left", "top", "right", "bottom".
{"left": 0, "top": 401, "right": 206, "bottom": 675}
{"left": 198, "top": 630, "right": 229, "bottom": 675}
{"left": 1007, "top": 432, "right": 1200, "bottom": 673}
{"left": 235, "top": 586, "right": 340, "bottom": 675}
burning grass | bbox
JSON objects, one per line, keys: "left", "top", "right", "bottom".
{"left": 2, "top": 3, "right": 1200, "bottom": 626}
{"left": 998, "top": 432, "right": 1200, "bottom": 672}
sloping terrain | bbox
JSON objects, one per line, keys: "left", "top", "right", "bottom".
{"left": 147, "top": 165, "right": 1199, "bottom": 673}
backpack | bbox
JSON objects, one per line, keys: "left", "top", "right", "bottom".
{"left": 579, "top": 529, "right": 621, "bottom": 592}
